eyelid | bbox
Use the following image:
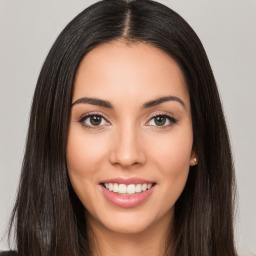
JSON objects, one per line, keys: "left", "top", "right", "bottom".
{"left": 145, "top": 112, "right": 177, "bottom": 128}
{"left": 146, "top": 111, "right": 176, "bottom": 122}
{"left": 79, "top": 111, "right": 110, "bottom": 121}
{"left": 78, "top": 111, "right": 111, "bottom": 129}
{"left": 78, "top": 111, "right": 177, "bottom": 130}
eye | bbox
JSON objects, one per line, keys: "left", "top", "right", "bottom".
{"left": 147, "top": 114, "right": 177, "bottom": 127}
{"left": 79, "top": 114, "right": 109, "bottom": 129}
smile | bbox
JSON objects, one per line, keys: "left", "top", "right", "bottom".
{"left": 99, "top": 178, "right": 156, "bottom": 208}
{"left": 103, "top": 183, "right": 154, "bottom": 195}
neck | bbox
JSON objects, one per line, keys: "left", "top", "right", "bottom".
{"left": 86, "top": 210, "right": 174, "bottom": 256}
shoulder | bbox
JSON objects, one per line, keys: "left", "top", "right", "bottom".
{"left": 0, "top": 251, "right": 18, "bottom": 256}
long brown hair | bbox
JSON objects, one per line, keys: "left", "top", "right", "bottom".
{"left": 9, "top": 0, "right": 237, "bottom": 255}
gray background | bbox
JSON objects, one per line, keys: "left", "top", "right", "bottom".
{"left": 0, "top": 0, "right": 255, "bottom": 254}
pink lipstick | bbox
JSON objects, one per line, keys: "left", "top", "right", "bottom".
{"left": 99, "top": 178, "right": 156, "bottom": 208}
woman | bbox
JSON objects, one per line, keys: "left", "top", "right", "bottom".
{"left": 3, "top": 0, "right": 237, "bottom": 255}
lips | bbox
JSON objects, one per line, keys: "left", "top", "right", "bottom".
{"left": 99, "top": 178, "right": 156, "bottom": 208}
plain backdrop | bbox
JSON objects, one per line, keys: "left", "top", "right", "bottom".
{"left": 0, "top": 0, "right": 255, "bottom": 255}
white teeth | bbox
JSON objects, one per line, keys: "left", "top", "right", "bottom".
{"left": 118, "top": 184, "right": 126, "bottom": 194}
{"left": 113, "top": 183, "right": 119, "bottom": 192}
{"left": 142, "top": 183, "right": 147, "bottom": 191}
{"left": 127, "top": 184, "right": 135, "bottom": 194}
{"left": 103, "top": 183, "right": 154, "bottom": 194}
{"left": 135, "top": 184, "right": 142, "bottom": 193}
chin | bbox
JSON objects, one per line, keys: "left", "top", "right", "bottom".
{"left": 104, "top": 219, "right": 151, "bottom": 235}
{"left": 102, "top": 223, "right": 153, "bottom": 236}
{"left": 87, "top": 206, "right": 173, "bottom": 236}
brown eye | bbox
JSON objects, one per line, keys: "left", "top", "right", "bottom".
{"left": 79, "top": 114, "right": 109, "bottom": 129}
{"left": 147, "top": 114, "right": 177, "bottom": 127}
{"left": 89, "top": 115, "right": 102, "bottom": 126}
{"left": 154, "top": 116, "right": 167, "bottom": 126}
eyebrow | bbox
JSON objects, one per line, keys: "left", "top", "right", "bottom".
{"left": 71, "top": 96, "right": 185, "bottom": 109}
{"left": 141, "top": 96, "right": 185, "bottom": 109}
{"left": 72, "top": 97, "right": 113, "bottom": 108}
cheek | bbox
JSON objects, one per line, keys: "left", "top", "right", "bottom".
{"left": 66, "top": 130, "right": 107, "bottom": 177}
{"left": 147, "top": 126, "right": 193, "bottom": 206}
{"left": 66, "top": 128, "right": 109, "bottom": 208}
{"left": 149, "top": 128, "right": 193, "bottom": 174}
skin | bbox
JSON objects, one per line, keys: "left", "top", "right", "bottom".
{"left": 67, "top": 40, "right": 197, "bottom": 256}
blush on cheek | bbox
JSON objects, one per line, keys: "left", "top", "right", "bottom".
{"left": 152, "top": 144, "right": 192, "bottom": 173}
{"left": 67, "top": 132, "right": 103, "bottom": 174}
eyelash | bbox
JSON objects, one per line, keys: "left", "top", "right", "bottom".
{"left": 78, "top": 112, "right": 178, "bottom": 130}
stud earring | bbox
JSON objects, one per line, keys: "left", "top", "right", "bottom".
{"left": 194, "top": 157, "right": 197, "bottom": 163}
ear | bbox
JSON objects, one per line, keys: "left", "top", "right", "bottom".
{"left": 189, "top": 150, "right": 198, "bottom": 166}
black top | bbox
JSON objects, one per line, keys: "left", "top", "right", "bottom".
{"left": 0, "top": 252, "right": 18, "bottom": 256}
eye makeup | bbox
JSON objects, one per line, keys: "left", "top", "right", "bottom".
{"left": 146, "top": 113, "right": 177, "bottom": 130}
{"left": 78, "top": 111, "right": 178, "bottom": 130}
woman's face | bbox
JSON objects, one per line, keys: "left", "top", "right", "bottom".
{"left": 67, "top": 41, "right": 196, "bottom": 235}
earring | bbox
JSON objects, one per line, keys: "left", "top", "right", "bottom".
{"left": 194, "top": 157, "right": 197, "bottom": 163}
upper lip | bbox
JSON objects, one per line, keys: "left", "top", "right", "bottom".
{"left": 99, "top": 177, "right": 156, "bottom": 185}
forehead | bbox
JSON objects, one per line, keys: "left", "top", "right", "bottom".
{"left": 73, "top": 40, "right": 190, "bottom": 108}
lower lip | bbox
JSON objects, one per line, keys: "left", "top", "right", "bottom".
{"left": 101, "top": 185, "right": 155, "bottom": 208}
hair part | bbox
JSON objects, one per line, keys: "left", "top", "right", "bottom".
{"left": 9, "top": 0, "right": 237, "bottom": 255}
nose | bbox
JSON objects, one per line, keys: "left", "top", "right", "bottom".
{"left": 109, "top": 124, "right": 146, "bottom": 168}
